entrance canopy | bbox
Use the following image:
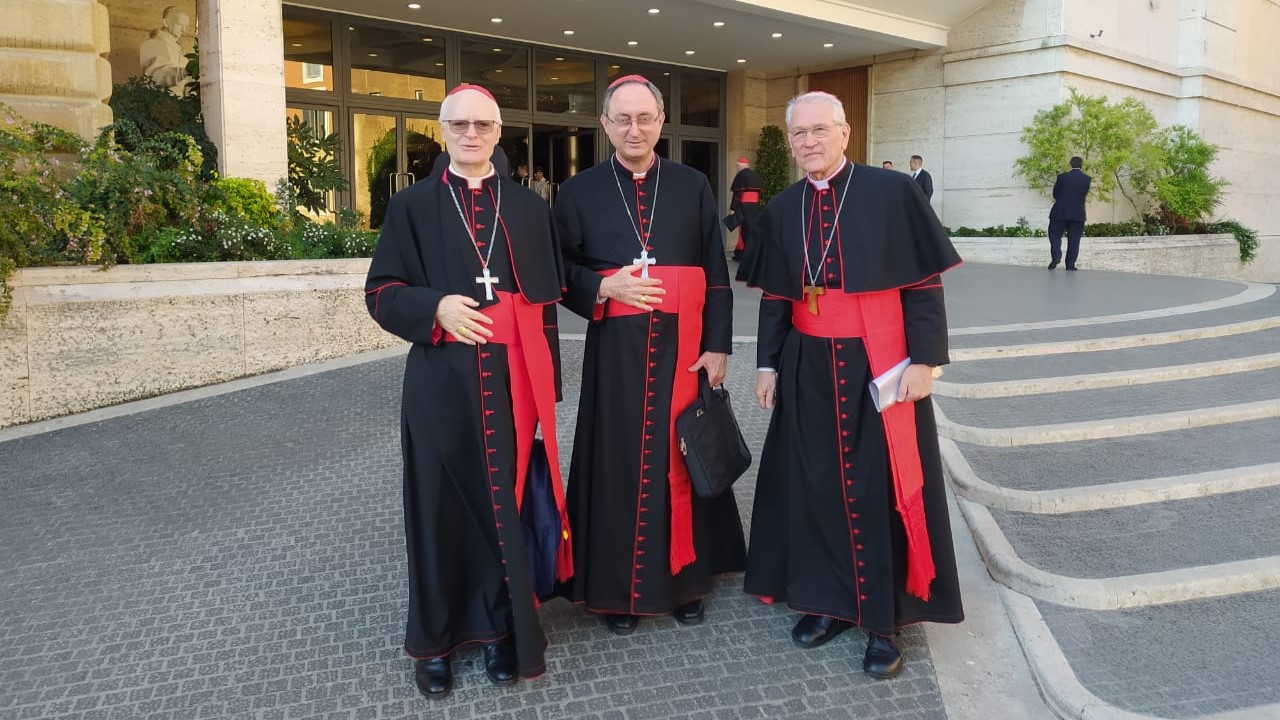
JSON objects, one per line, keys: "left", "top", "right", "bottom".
{"left": 304, "top": 0, "right": 991, "bottom": 71}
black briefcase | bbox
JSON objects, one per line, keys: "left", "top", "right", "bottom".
{"left": 675, "top": 374, "right": 752, "bottom": 499}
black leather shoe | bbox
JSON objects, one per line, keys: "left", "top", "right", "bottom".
{"left": 604, "top": 614, "right": 639, "bottom": 636}
{"left": 413, "top": 657, "right": 452, "bottom": 698}
{"left": 1047, "top": 260, "right": 1059, "bottom": 270}
{"left": 673, "top": 599, "right": 705, "bottom": 626}
{"left": 863, "top": 633, "right": 903, "bottom": 679}
{"left": 483, "top": 641, "right": 518, "bottom": 685}
{"left": 791, "top": 614, "right": 853, "bottom": 649}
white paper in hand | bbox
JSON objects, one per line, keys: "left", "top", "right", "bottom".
{"left": 868, "top": 357, "right": 912, "bottom": 413}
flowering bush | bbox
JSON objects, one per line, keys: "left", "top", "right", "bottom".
{"left": 0, "top": 104, "right": 383, "bottom": 319}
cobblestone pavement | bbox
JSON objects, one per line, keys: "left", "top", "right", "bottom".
{"left": 0, "top": 342, "right": 949, "bottom": 720}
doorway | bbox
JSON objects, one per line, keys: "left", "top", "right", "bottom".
{"left": 349, "top": 110, "right": 444, "bottom": 229}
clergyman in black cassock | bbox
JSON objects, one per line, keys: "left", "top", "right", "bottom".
{"left": 739, "top": 91, "right": 964, "bottom": 679}
{"left": 726, "top": 157, "right": 763, "bottom": 262}
{"left": 363, "top": 85, "right": 572, "bottom": 698}
{"left": 555, "top": 75, "right": 746, "bottom": 636}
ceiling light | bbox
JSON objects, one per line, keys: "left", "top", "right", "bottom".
{"left": 610, "top": 64, "right": 619, "bottom": 69}
{"left": 555, "top": 56, "right": 565, "bottom": 61}
{"left": 713, "top": 21, "right": 725, "bottom": 27}
{"left": 493, "top": 48, "right": 502, "bottom": 52}
{"left": 648, "top": 8, "right": 660, "bottom": 13}
{"left": 290, "top": 42, "right": 303, "bottom": 47}
{"left": 367, "top": 53, "right": 378, "bottom": 57}
{"left": 435, "top": 62, "right": 444, "bottom": 66}
{"left": 771, "top": 32, "right": 783, "bottom": 38}
{"left": 737, "top": 58, "right": 746, "bottom": 63}
{"left": 550, "top": 76, "right": 560, "bottom": 80}
{"left": 684, "top": 50, "right": 695, "bottom": 55}
{"left": 422, "top": 37, "right": 432, "bottom": 42}
{"left": 563, "top": 30, "right": 575, "bottom": 35}
{"left": 627, "top": 40, "right": 638, "bottom": 46}
{"left": 407, "top": 3, "right": 420, "bottom": 8}
{"left": 490, "top": 17, "right": 502, "bottom": 23}
{"left": 663, "top": 72, "right": 670, "bottom": 76}
{"left": 495, "top": 69, "right": 503, "bottom": 73}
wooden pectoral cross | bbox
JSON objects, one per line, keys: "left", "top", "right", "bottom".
{"left": 634, "top": 249, "right": 657, "bottom": 279}
{"left": 475, "top": 267, "right": 500, "bottom": 301}
{"left": 803, "top": 285, "right": 825, "bottom": 315}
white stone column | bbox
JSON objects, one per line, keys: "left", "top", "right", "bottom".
{"left": 0, "top": 0, "right": 112, "bottom": 138}
{"left": 197, "top": 0, "right": 286, "bottom": 185}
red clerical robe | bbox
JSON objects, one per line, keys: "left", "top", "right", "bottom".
{"left": 738, "top": 160, "right": 965, "bottom": 635}
{"left": 555, "top": 155, "right": 746, "bottom": 617}
{"left": 364, "top": 169, "right": 569, "bottom": 679}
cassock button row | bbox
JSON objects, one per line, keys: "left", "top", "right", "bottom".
{"left": 860, "top": 594, "right": 868, "bottom": 601}
{"left": 856, "top": 543, "right": 864, "bottom": 551}
{"left": 857, "top": 560, "right": 865, "bottom": 567}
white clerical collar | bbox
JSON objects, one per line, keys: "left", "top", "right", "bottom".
{"left": 448, "top": 163, "right": 496, "bottom": 190}
{"left": 615, "top": 153, "right": 657, "bottom": 181}
{"left": 806, "top": 158, "right": 849, "bottom": 190}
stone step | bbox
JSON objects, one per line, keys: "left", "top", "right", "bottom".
{"left": 958, "top": 498, "right": 1280, "bottom": 609}
{"left": 946, "top": 264, "right": 1255, "bottom": 334}
{"left": 950, "top": 290, "right": 1280, "bottom": 354}
{"left": 941, "top": 438, "right": 1280, "bottom": 514}
{"left": 987, "top": 485, "right": 1280, "bottom": 579}
{"left": 948, "top": 416, "right": 1280, "bottom": 491}
{"left": 1028, "top": 589, "right": 1280, "bottom": 719}
{"left": 933, "top": 368, "right": 1280, "bottom": 429}
{"left": 940, "top": 327, "right": 1280, "bottom": 388}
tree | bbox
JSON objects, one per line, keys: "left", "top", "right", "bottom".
{"left": 1014, "top": 88, "right": 1158, "bottom": 212}
{"left": 286, "top": 116, "right": 348, "bottom": 217}
{"left": 755, "top": 125, "right": 791, "bottom": 205}
{"left": 1015, "top": 89, "right": 1225, "bottom": 228}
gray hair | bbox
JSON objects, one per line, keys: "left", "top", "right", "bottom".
{"left": 785, "top": 91, "right": 846, "bottom": 126}
{"left": 602, "top": 77, "right": 665, "bottom": 117}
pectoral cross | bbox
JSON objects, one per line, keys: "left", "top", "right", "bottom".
{"left": 803, "top": 285, "right": 825, "bottom": 315}
{"left": 634, "top": 249, "right": 657, "bottom": 279}
{"left": 475, "top": 267, "right": 499, "bottom": 301}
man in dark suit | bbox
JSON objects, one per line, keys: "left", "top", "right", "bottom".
{"left": 1048, "top": 156, "right": 1091, "bottom": 270}
{"left": 909, "top": 155, "right": 933, "bottom": 199}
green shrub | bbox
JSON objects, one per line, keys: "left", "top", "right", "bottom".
{"left": 0, "top": 105, "right": 104, "bottom": 313}
{"left": 286, "top": 116, "right": 347, "bottom": 216}
{"left": 66, "top": 125, "right": 206, "bottom": 264}
{"left": 1208, "top": 220, "right": 1258, "bottom": 263}
{"left": 107, "top": 76, "right": 217, "bottom": 177}
{"left": 950, "top": 218, "right": 1045, "bottom": 237}
{"left": 755, "top": 125, "right": 791, "bottom": 205}
{"left": 205, "top": 177, "right": 287, "bottom": 230}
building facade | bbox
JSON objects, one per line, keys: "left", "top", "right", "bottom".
{"left": 2, "top": 0, "right": 1277, "bottom": 254}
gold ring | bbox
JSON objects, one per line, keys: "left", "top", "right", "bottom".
{"left": 457, "top": 326, "right": 468, "bottom": 335}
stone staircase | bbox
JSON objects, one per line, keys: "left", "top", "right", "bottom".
{"left": 937, "top": 281, "right": 1280, "bottom": 720}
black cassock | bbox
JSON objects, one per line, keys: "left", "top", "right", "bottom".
{"left": 726, "top": 167, "right": 763, "bottom": 262}
{"left": 739, "top": 161, "right": 965, "bottom": 635}
{"left": 364, "top": 169, "right": 565, "bottom": 678}
{"left": 556, "top": 155, "right": 746, "bottom": 616}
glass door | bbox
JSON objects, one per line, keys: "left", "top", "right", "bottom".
{"left": 350, "top": 110, "right": 443, "bottom": 229}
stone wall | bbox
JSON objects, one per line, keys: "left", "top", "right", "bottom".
{"left": 951, "top": 234, "right": 1279, "bottom": 283}
{"left": 0, "top": 0, "right": 112, "bottom": 138}
{"left": 0, "top": 260, "right": 399, "bottom": 429}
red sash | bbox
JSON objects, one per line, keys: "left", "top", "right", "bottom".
{"left": 444, "top": 291, "right": 574, "bottom": 582}
{"left": 789, "top": 289, "right": 936, "bottom": 601}
{"left": 599, "top": 266, "right": 706, "bottom": 575}
{"left": 739, "top": 190, "right": 760, "bottom": 204}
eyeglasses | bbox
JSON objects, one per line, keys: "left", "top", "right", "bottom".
{"left": 442, "top": 119, "right": 499, "bottom": 135}
{"left": 789, "top": 124, "right": 841, "bottom": 143}
{"left": 606, "top": 114, "right": 661, "bottom": 128}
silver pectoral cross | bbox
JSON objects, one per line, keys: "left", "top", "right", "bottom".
{"left": 475, "top": 267, "right": 499, "bottom": 301}
{"left": 634, "top": 249, "right": 657, "bottom": 279}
